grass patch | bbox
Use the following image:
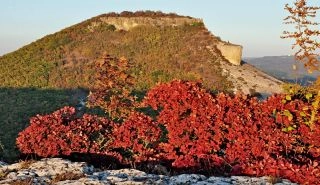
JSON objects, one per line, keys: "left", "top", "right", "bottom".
{"left": 50, "top": 172, "right": 85, "bottom": 184}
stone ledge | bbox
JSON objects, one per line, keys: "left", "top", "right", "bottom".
{"left": 0, "top": 158, "right": 298, "bottom": 185}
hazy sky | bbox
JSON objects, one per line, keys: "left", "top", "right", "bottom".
{"left": 0, "top": 0, "right": 319, "bottom": 57}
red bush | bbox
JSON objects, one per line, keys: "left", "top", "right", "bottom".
{"left": 16, "top": 107, "right": 118, "bottom": 159}
{"left": 112, "top": 112, "right": 161, "bottom": 163}
{"left": 143, "top": 80, "right": 225, "bottom": 169}
{"left": 143, "top": 80, "right": 320, "bottom": 184}
{"left": 16, "top": 80, "right": 320, "bottom": 184}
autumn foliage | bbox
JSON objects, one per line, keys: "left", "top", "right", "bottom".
{"left": 112, "top": 112, "right": 162, "bottom": 164}
{"left": 87, "top": 54, "right": 136, "bottom": 121}
{"left": 16, "top": 107, "right": 120, "bottom": 159}
{"left": 282, "top": 0, "right": 320, "bottom": 72}
{"left": 12, "top": 4, "right": 320, "bottom": 185}
{"left": 282, "top": 0, "right": 320, "bottom": 135}
{"left": 17, "top": 80, "right": 320, "bottom": 184}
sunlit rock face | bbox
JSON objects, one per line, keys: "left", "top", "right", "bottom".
{"left": 88, "top": 16, "right": 203, "bottom": 31}
{"left": 217, "top": 41, "right": 243, "bottom": 66}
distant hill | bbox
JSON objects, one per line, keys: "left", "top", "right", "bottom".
{"left": 244, "top": 56, "right": 320, "bottom": 86}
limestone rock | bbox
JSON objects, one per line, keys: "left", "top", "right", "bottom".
{"left": 88, "top": 16, "right": 203, "bottom": 31}
{"left": 216, "top": 41, "right": 243, "bottom": 66}
{"left": 169, "top": 174, "right": 207, "bottom": 184}
{"left": 206, "top": 45, "right": 284, "bottom": 96}
{"left": 0, "top": 161, "right": 7, "bottom": 167}
{"left": 0, "top": 158, "right": 298, "bottom": 185}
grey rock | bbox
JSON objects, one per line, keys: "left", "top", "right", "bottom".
{"left": 92, "top": 171, "right": 110, "bottom": 180}
{"left": 56, "top": 178, "right": 110, "bottom": 185}
{"left": 6, "top": 172, "right": 17, "bottom": 179}
{"left": 0, "top": 158, "right": 299, "bottom": 185}
{"left": 106, "top": 175, "right": 127, "bottom": 183}
{"left": 207, "top": 176, "right": 232, "bottom": 183}
{"left": 0, "top": 161, "right": 7, "bottom": 167}
{"left": 194, "top": 181, "right": 218, "bottom": 185}
{"left": 278, "top": 179, "right": 299, "bottom": 185}
{"left": 170, "top": 174, "right": 207, "bottom": 185}
{"left": 0, "top": 178, "right": 15, "bottom": 184}
{"left": 115, "top": 181, "right": 145, "bottom": 185}
{"left": 82, "top": 165, "right": 95, "bottom": 175}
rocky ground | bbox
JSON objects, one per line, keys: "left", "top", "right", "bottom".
{"left": 0, "top": 158, "right": 298, "bottom": 185}
{"left": 206, "top": 45, "right": 284, "bottom": 97}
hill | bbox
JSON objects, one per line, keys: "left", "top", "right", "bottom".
{"left": 0, "top": 11, "right": 228, "bottom": 90}
{"left": 0, "top": 11, "right": 283, "bottom": 162}
{"left": 245, "top": 55, "right": 320, "bottom": 86}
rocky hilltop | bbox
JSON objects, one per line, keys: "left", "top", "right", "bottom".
{"left": 88, "top": 13, "right": 283, "bottom": 96}
{"left": 0, "top": 11, "right": 282, "bottom": 95}
{"left": 92, "top": 16, "right": 202, "bottom": 31}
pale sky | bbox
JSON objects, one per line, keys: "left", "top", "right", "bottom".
{"left": 0, "top": 0, "right": 319, "bottom": 57}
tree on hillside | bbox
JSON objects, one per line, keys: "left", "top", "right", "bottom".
{"left": 87, "top": 54, "right": 136, "bottom": 121}
{"left": 282, "top": 0, "right": 320, "bottom": 72}
{"left": 282, "top": 0, "right": 320, "bottom": 125}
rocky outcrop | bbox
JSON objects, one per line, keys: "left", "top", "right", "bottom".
{"left": 216, "top": 41, "right": 243, "bottom": 66}
{"left": 88, "top": 16, "right": 203, "bottom": 31}
{"left": 86, "top": 14, "right": 283, "bottom": 96}
{"left": 207, "top": 46, "right": 284, "bottom": 96}
{"left": 0, "top": 158, "right": 298, "bottom": 185}
{"left": 89, "top": 14, "right": 245, "bottom": 69}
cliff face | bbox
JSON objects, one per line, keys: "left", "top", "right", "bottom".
{"left": 207, "top": 45, "right": 283, "bottom": 95}
{"left": 89, "top": 16, "right": 243, "bottom": 67}
{"left": 94, "top": 17, "right": 203, "bottom": 31}
{"left": 216, "top": 41, "right": 243, "bottom": 66}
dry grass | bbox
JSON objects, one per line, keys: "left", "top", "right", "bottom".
{"left": 9, "top": 178, "right": 33, "bottom": 185}
{"left": 267, "top": 176, "right": 283, "bottom": 184}
{"left": 18, "top": 160, "right": 36, "bottom": 170}
{"left": 0, "top": 170, "right": 9, "bottom": 180}
{"left": 50, "top": 172, "right": 85, "bottom": 184}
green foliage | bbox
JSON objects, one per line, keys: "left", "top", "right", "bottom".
{"left": 190, "top": 21, "right": 205, "bottom": 27}
{"left": 282, "top": 83, "right": 317, "bottom": 101}
{"left": 0, "top": 141, "right": 3, "bottom": 157}
{"left": 280, "top": 83, "right": 320, "bottom": 128}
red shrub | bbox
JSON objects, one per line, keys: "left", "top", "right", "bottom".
{"left": 16, "top": 80, "right": 320, "bottom": 184}
{"left": 16, "top": 107, "right": 75, "bottom": 157}
{"left": 143, "top": 80, "right": 320, "bottom": 184}
{"left": 16, "top": 107, "right": 118, "bottom": 159}
{"left": 112, "top": 112, "right": 161, "bottom": 163}
{"left": 144, "top": 80, "right": 225, "bottom": 169}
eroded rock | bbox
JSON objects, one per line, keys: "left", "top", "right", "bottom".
{"left": 216, "top": 41, "right": 243, "bottom": 66}
{"left": 0, "top": 158, "right": 298, "bottom": 185}
{"left": 88, "top": 16, "right": 203, "bottom": 32}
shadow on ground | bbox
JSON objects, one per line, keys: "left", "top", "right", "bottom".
{"left": 0, "top": 87, "right": 89, "bottom": 162}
